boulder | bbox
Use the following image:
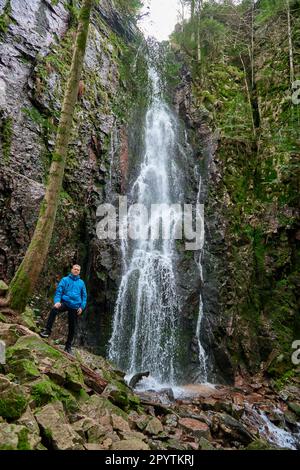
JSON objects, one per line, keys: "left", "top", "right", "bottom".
{"left": 128, "top": 371, "right": 150, "bottom": 388}
{"left": 145, "top": 417, "right": 164, "bottom": 435}
{"left": 46, "top": 358, "right": 84, "bottom": 391}
{"left": 111, "top": 438, "right": 150, "bottom": 450}
{"left": 35, "top": 401, "right": 84, "bottom": 450}
{"left": 0, "top": 375, "right": 29, "bottom": 420}
{"left": 179, "top": 417, "right": 211, "bottom": 440}
{"left": 0, "top": 423, "right": 34, "bottom": 450}
{"left": 111, "top": 413, "right": 131, "bottom": 432}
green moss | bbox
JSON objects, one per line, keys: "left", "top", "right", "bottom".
{"left": 273, "top": 369, "right": 296, "bottom": 391}
{"left": 0, "top": 114, "right": 13, "bottom": 162}
{"left": 7, "top": 359, "right": 40, "bottom": 383}
{"left": 17, "top": 427, "right": 31, "bottom": 450}
{"left": 0, "top": 389, "right": 28, "bottom": 420}
{"left": 0, "top": 0, "right": 11, "bottom": 34}
{"left": 9, "top": 266, "right": 31, "bottom": 313}
{"left": 30, "top": 377, "right": 79, "bottom": 414}
{"left": 7, "top": 335, "right": 62, "bottom": 361}
{"left": 31, "top": 379, "right": 56, "bottom": 407}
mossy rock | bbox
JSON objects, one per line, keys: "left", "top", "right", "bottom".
{"left": 247, "top": 439, "right": 278, "bottom": 450}
{"left": 30, "top": 377, "right": 79, "bottom": 414}
{"left": 46, "top": 358, "right": 84, "bottom": 391}
{"left": 0, "top": 423, "right": 32, "bottom": 450}
{"left": 6, "top": 358, "right": 40, "bottom": 383}
{"left": 288, "top": 402, "right": 300, "bottom": 417}
{"left": 20, "top": 307, "right": 39, "bottom": 332}
{"left": 7, "top": 335, "right": 63, "bottom": 362}
{"left": 0, "top": 375, "right": 29, "bottom": 420}
{"left": 80, "top": 395, "right": 128, "bottom": 421}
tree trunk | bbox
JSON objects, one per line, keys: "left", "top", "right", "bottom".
{"left": 286, "top": 0, "right": 294, "bottom": 84}
{"left": 9, "top": 0, "right": 94, "bottom": 313}
{"left": 196, "top": 0, "right": 203, "bottom": 63}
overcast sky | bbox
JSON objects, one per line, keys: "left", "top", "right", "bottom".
{"left": 139, "top": 0, "right": 186, "bottom": 41}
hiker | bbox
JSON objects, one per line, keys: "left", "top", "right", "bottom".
{"left": 40, "top": 264, "right": 87, "bottom": 354}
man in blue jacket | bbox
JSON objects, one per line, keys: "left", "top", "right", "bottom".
{"left": 40, "top": 265, "right": 87, "bottom": 354}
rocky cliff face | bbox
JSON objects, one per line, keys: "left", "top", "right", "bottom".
{"left": 172, "top": 3, "right": 300, "bottom": 383}
{"left": 0, "top": 0, "right": 147, "bottom": 353}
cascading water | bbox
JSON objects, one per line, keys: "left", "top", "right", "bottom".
{"left": 108, "top": 65, "right": 183, "bottom": 386}
{"left": 195, "top": 173, "right": 208, "bottom": 382}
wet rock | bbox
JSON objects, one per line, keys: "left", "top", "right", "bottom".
{"left": 218, "top": 413, "right": 254, "bottom": 444}
{"left": 178, "top": 417, "right": 210, "bottom": 440}
{"left": 128, "top": 371, "right": 150, "bottom": 389}
{"left": 246, "top": 439, "right": 278, "bottom": 450}
{"left": 163, "top": 414, "right": 178, "bottom": 427}
{"left": 288, "top": 402, "right": 300, "bottom": 417}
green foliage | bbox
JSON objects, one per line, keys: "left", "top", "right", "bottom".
{"left": 0, "top": 114, "right": 13, "bottom": 162}
{"left": 0, "top": 0, "right": 11, "bottom": 35}
{"left": 255, "top": 0, "right": 289, "bottom": 25}
{"left": 115, "top": 0, "right": 143, "bottom": 16}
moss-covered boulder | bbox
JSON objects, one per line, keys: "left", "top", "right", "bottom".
{"left": 20, "top": 307, "right": 39, "bottom": 332}
{"left": 46, "top": 357, "right": 84, "bottom": 391}
{"left": 145, "top": 417, "right": 164, "bottom": 435}
{"left": 0, "top": 375, "right": 29, "bottom": 420}
{"left": 246, "top": 439, "right": 278, "bottom": 450}
{"left": 288, "top": 402, "right": 300, "bottom": 417}
{"left": 0, "top": 423, "right": 36, "bottom": 450}
{"left": 0, "top": 323, "right": 23, "bottom": 347}
{"left": 6, "top": 335, "right": 63, "bottom": 363}
{"left": 6, "top": 358, "right": 40, "bottom": 383}
{"left": 71, "top": 417, "right": 107, "bottom": 443}
{"left": 35, "top": 401, "right": 84, "bottom": 450}
{"left": 80, "top": 394, "right": 128, "bottom": 421}
{"left": 29, "top": 377, "right": 79, "bottom": 414}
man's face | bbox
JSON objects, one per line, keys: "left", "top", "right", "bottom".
{"left": 71, "top": 265, "right": 81, "bottom": 276}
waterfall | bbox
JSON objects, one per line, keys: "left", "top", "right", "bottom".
{"left": 108, "top": 66, "right": 183, "bottom": 385}
{"left": 195, "top": 173, "right": 208, "bottom": 382}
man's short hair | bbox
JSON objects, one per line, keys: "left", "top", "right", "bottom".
{"left": 72, "top": 264, "right": 81, "bottom": 269}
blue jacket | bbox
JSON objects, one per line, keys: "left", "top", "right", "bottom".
{"left": 54, "top": 274, "right": 87, "bottom": 310}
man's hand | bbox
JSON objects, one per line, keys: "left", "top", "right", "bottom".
{"left": 54, "top": 302, "right": 61, "bottom": 309}
{"left": 77, "top": 308, "right": 83, "bottom": 316}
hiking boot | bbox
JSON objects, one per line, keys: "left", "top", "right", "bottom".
{"left": 64, "top": 345, "right": 72, "bottom": 355}
{"left": 39, "top": 329, "right": 51, "bottom": 338}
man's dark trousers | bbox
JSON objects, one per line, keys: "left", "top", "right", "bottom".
{"left": 46, "top": 303, "right": 78, "bottom": 349}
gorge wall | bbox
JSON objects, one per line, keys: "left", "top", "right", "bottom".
{"left": 0, "top": 0, "right": 148, "bottom": 356}
{"left": 170, "top": 0, "right": 300, "bottom": 383}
